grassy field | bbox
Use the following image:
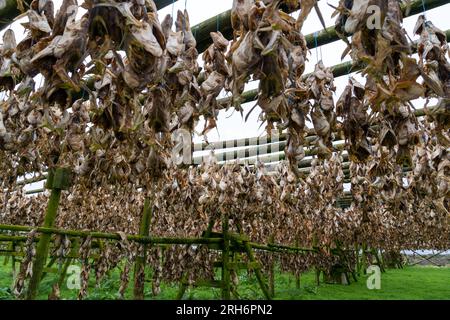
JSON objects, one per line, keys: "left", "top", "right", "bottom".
{"left": 0, "top": 258, "right": 448, "bottom": 300}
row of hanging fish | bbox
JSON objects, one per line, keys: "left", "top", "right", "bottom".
{"left": 2, "top": 149, "right": 448, "bottom": 298}
{"left": 1, "top": 0, "right": 449, "bottom": 183}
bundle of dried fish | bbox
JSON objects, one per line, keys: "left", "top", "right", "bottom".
{"left": 199, "top": 31, "right": 230, "bottom": 133}
{"left": 0, "top": 30, "right": 20, "bottom": 91}
{"left": 163, "top": 11, "right": 201, "bottom": 132}
{"left": 228, "top": 0, "right": 309, "bottom": 132}
{"left": 414, "top": 15, "right": 450, "bottom": 132}
{"left": 31, "top": 4, "right": 89, "bottom": 96}
{"left": 13, "top": 229, "right": 38, "bottom": 298}
{"left": 77, "top": 236, "right": 92, "bottom": 300}
{"left": 336, "top": 77, "right": 372, "bottom": 162}
{"left": 307, "top": 61, "right": 337, "bottom": 160}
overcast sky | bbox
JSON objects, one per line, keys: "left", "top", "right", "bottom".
{"left": 1, "top": 0, "right": 449, "bottom": 145}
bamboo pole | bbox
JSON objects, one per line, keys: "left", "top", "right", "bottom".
{"left": 0, "top": 222, "right": 323, "bottom": 257}
{"left": 268, "top": 235, "right": 275, "bottom": 297}
{"left": 0, "top": 235, "right": 29, "bottom": 242}
{"left": 0, "top": 0, "right": 175, "bottom": 30}
{"left": 294, "top": 240, "right": 301, "bottom": 289}
{"left": 249, "top": 241, "right": 317, "bottom": 253}
{"left": 176, "top": 217, "right": 216, "bottom": 300}
{"left": 195, "top": 104, "right": 440, "bottom": 155}
{"left": 221, "top": 214, "right": 231, "bottom": 300}
{"left": 378, "top": 249, "right": 386, "bottom": 273}
{"left": 194, "top": 133, "right": 286, "bottom": 154}
{"left": 133, "top": 197, "right": 153, "bottom": 300}
{"left": 26, "top": 168, "right": 72, "bottom": 299}
{"left": 57, "top": 239, "right": 79, "bottom": 289}
{"left": 0, "top": 223, "right": 223, "bottom": 245}
{"left": 361, "top": 243, "right": 368, "bottom": 275}
{"left": 10, "top": 241, "right": 17, "bottom": 290}
{"left": 243, "top": 240, "right": 272, "bottom": 300}
{"left": 217, "top": 28, "right": 450, "bottom": 110}
{"left": 233, "top": 222, "right": 272, "bottom": 300}
{"left": 15, "top": 173, "right": 48, "bottom": 187}
{"left": 2, "top": 0, "right": 446, "bottom": 113}
{"left": 211, "top": 142, "right": 346, "bottom": 165}
{"left": 191, "top": 0, "right": 448, "bottom": 52}
{"left": 25, "top": 188, "right": 45, "bottom": 195}
{"left": 25, "top": 184, "right": 62, "bottom": 299}
{"left": 373, "top": 248, "right": 386, "bottom": 273}
{"left": 0, "top": 0, "right": 32, "bottom": 31}
{"left": 355, "top": 244, "right": 361, "bottom": 276}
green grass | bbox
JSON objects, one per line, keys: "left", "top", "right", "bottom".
{"left": 0, "top": 257, "right": 448, "bottom": 300}
{"left": 272, "top": 266, "right": 450, "bottom": 300}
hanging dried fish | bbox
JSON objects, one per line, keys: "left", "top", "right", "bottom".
{"left": 336, "top": 77, "right": 372, "bottom": 163}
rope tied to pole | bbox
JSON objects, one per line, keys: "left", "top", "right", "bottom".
{"left": 172, "top": 0, "right": 175, "bottom": 20}
{"left": 314, "top": 31, "right": 319, "bottom": 62}
{"left": 421, "top": 0, "right": 427, "bottom": 18}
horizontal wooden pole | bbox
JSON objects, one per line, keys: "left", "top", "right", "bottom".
{"left": 0, "top": 224, "right": 223, "bottom": 245}
{"left": 16, "top": 173, "right": 48, "bottom": 187}
{"left": 191, "top": 0, "right": 448, "bottom": 52}
{"left": 302, "top": 0, "right": 450, "bottom": 49}
{"left": 250, "top": 242, "right": 317, "bottom": 253}
{"left": 218, "top": 27, "right": 450, "bottom": 109}
{"left": 0, "top": 0, "right": 32, "bottom": 31}
{"left": 0, "top": 224, "right": 323, "bottom": 256}
{"left": 0, "top": 0, "right": 175, "bottom": 30}
{"left": 195, "top": 102, "right": 440, "bottom": 154}
{"left": 193, "top": 279, "right": 223, "bottom": 288}
{"left": 2, "top": 0, "right": 447, "bottom": 100}
{"left": 0, "top": 234, "right": 29, "bottom": 242}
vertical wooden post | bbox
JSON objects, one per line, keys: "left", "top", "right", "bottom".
{"left": 11, "top": 241, "right": 16, "bottom": 291}
{"left": 312, "top": 236, "right": 320, "bottom": 286}
{"left": 373, "top": 248, "right": 385, "bottom": 273}
{"left": 378, "top": 249, "right": 385, "bottom": 273}
{"left": 268, "top": 235, "right": 275, "bottom": 297}
{"left": 57, "top": 238, "right": 79, "bottom": 288}
{"left": 41, "top": 256, "right": 58, "bottom": 281}
{"left": 268, "top": 259, "right": 274, "bottom": 297}
{"left": 295, "top": 240, "right": 300, "bottom": 289}
{"left": 133, "top": 197, "right": 153, "bottom": 300}
{"left": 176, "top": 218, "right": 216, "bottom": 300}
{"left": 235, "top": 221, "right": 271, "bottom": 300}
{"left": 26, "top": 188, "right": 61, "bottom": 299}
{"left": 26, "top": 168, "right": 71, "bottom": 300}
{"left": 361, "top": 243, "right": 367, "bottom": 275}
{"left": 242, "top": 241, "right": 272, "bottom": 300}
{"left": 296, "top": 273, "right": 301, "bottom": 289}
{"left": 356, "top": 244, "right": 361, "bottom": 275}
{"left": 221, "top": 214, "right": 231, "bottom": 300}
{"left": 315, "top": 268, "right": 321, "bottom": 286}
